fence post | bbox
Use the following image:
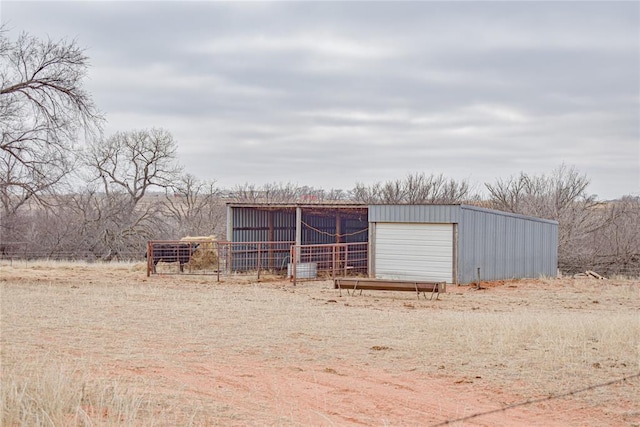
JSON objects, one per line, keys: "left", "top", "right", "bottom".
{"left": 291, "top": 245, "right": 297, "bottom": 286}
{"left": 332, "top": 245, "right": 336, "bottom": 280}
{"left": 257, "top": 243, "right": 262, "bottom": 280}
{"left": 216, "top": 242, "right": 221, "bottom": 282}
{"left": 344, "top": 244, "right": 348, "bottom": 276}
{"left": 147, "top": 241, "right": 152, "bottom": 277}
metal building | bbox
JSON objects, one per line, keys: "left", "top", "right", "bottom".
{"left": 226, "top": 203, "right": 558, "bottom": 284}
{"left": 369, "top": 204, "right": 558, "bottom": 284}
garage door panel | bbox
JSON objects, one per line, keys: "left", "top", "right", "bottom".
{"left": 375, "top": 223, "right": 453, "bottom": 283}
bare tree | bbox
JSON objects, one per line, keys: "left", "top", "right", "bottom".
{"left": 85, "top": 129, "right": 181, "bottom": 203}
{"left": 0, "top": 28, "right": 102, "bottom": 245}
{"left": 163, "top": 174, "right": 225, "bottom": 238}
{"left": 0, "top": 153, "right": 71, "bottom": 248}
{"left": 587, "top": 196, "right": 640, "bottom": 276}
{"left": 352, "top": 173, "right": 473, "bottom": 204}
{"left": 230, "top": 182, "right": 345, "bottom": 203}
{"left": 485, "top": 165, "right": 605, "bottom": 273}
{"left": 81, "top": 128, "right": 182, "bottom": 259}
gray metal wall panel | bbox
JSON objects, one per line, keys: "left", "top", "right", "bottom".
{"left": 274, "top": 210, "right": 295, "bottom": 227}
{"left": 231, "top": 208, "right": 267, "bottom": 242}
{"left": 457, "top": 206, "right": 558, "bottom": 283}
{"left": 368, "top": 205, "right": 557, "bottom": 283}
{"left": 274, "top": 211, "right": 296, "bottom": 242}
{"left": 369, "top": 205, "right": 461, "bottom": 223}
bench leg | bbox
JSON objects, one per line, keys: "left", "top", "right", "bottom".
{"left": 352, "top": 280, "right": 359, "bottom": 296}
{"left": 429, "top": 282, "right": 442, "bottom": 300}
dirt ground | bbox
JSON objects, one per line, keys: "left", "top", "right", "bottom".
{"left": 1, "top": 262, "right": 639, "bottom": 426}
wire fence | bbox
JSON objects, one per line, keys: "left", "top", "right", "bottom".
{"left": 0, "top": 251, "right": 145, "bottom": 264}
{"left": 2, "top": 241, "right": 639, "bottom": 279}
{"left": 430, "top": 372, "right": 640, "bottom": 426}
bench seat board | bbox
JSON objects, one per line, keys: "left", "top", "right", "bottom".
{"left": 333, "top": 278, "right": 446, "bottom": 293}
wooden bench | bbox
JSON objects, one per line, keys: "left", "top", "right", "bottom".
{"left": 334, "top": 278, "right": 446, "bottom": 300}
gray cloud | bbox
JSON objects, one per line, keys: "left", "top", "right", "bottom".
{"left": 3, "top": 1, "right": 638, "bottom": 198}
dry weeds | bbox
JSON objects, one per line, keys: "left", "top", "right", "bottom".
{"left": 1, "top": 261, "right": 638, "bottom": 426}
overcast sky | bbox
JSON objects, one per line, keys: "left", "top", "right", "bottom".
{"left": 2, "top": 1, "right": 639, "bottom": 199}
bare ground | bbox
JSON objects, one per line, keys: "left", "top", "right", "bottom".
{"left": 1, "top": 262, "right": 639, "bottom": 426}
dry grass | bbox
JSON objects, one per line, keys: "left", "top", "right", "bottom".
{"left": 1, "top": 357, "right": 156, "bottom": 426}
{"left": 1, "top": 261, "right": 639, "bottom": 426}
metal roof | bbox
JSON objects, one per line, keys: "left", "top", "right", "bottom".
{"left": 369, "top": 203, "right": 558, "bottom": 225}
{"left": 228, "top": 202, "right": 557, "bottom": 225}
{"left": 226, "top": 202, "right": 367, "bottom": 209}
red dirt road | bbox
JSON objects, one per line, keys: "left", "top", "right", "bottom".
{"left": 109, "top": 355, "right": 625, "bottom": 426}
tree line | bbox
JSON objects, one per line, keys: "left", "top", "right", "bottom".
{"left": 1, "top": 29, "right": 638, "bottom": 276}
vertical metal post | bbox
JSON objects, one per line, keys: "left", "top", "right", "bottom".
{"left": 291, "top": 245, "right": 297, "bottom": 286}
{"left": 216, "top": 242, "right": 220, "bottom": 282}
{"left": 452, "top": 223, "right": 459, "bottom": 285}
{"left": 368, "top": 223, "right": 375, "bottom": 278}
{"left": 257, "top": 243, "right": 262, "bottom": 280}
{"left": 268, "top": 211, "right": 274, "bottom": 269}
{"left": 146, "top": 241, "right": 152, "bottom": 277}
{"left": 344, "top": 244, "right": 349, "bottom": 276}
{"left": 226, "top": 205, "right": 233, "bottom": 241}
{"left": 294, "top": 206, "right": 302, "bottom": 286}
{"left": 295, "top": 206, "right": 302, "bottom": 251}
{"left": 332, "top": 245, "right": 336, "bottom": 280}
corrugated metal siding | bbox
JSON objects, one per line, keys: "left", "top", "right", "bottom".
{"left": 374, "top": 223, "right": 453, "bottom": 282}
{"left": 230, "top": 208, "right": 295, "bottom": 271}
{"left": 301, "top": 214, "right": 369, "bottom": 245}
{"left": 273, "top": 211, "right": 296, "bottom": 242}
{"left": 369, "top": 205, "right": 461, "bottom": 223}
{"left": 458, "top": 206, "right": 557, "bottom": 283}
{"left": 343, "top": 218, "right": 368, "bottom": 243}
{"left": 302, "top": 214, "right": 335, "bottom": 245}
{"left": 232, "top": 208, "right": 266, "bottom": 242}
{"left": 231, "top": 208, "right": 296, "bottom": 242}
{"left": 228, "top": 205, "right": 371, "bottom": 273}
{"left": 369, "top": 204, "right": 558, "bottom": 284}
{"left": 231, "top": 208, "right": 368, "bottom": 245}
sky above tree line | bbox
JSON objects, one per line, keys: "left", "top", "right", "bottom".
{"left": 2, "top": 1, "right": 638, "bottom": 200}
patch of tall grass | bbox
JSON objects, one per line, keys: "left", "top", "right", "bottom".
{"left": 1, "top": 357, "right": 152, "bottom": 426}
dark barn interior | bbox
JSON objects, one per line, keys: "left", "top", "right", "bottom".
{"left": 226, "top": 203, "right": 369, "bottom": 274}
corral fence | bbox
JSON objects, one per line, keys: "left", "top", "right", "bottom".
{"left": 146, "top": 240, "right": 211, "bottom": 277}
{"left": 146, "top": 240, "right": 294, "bottom": 280}
{"left": 289, "top": 242, "right": 368, "bottom": 285}
{"left": 145, "top": 240, "right": 368, "bottom": 283}
{"left": 216, "top": 241, "right": 294, "bottom": 280}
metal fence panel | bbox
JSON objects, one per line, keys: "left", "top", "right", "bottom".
{"left": 289, "top": 242, "right": 368, "bottom": 284}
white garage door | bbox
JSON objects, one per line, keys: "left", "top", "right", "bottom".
{"left": 374, "top": 222, "right": 453, "bottom": 283}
